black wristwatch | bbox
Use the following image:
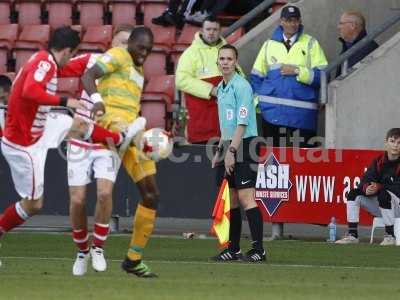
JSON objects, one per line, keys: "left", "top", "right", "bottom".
{"left": 228, "top": 146, "right": 237, "bottom": 154}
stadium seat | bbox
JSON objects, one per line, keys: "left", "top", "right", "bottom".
{"left": 141, "top": 100, "right": 168, "bottom": 129}
{"left": 142, "top": 74, "right": 175, "bottom": 109}
{"left": 174, "top": 24, "right": 198, "bottom": 51}
{"left": 141, "top": 1, "right": 167, "bottom": 28}
{"left": 142, "top": 74, "right": 175, "bottom": 130}
{"left": 46, "top": 0, "right": 74, "bottom": 29}
{"left": 0, "top": 23, "right": 18, "bottom": 73}
{"left": 151, "top": 25, "right": 176, "bottom": 50}
{"left": 108, "top": 0, "right": 137, "bottom": 27}
{"left": 57, "top": 77, "right": 80, "bottom": 98}
{"left": 78, "top": 25, "right": 112, "bottom": 53}
{"left": 14, "top": 24, "right": 50, "bottom": 72}
{"left": 170, "top": 25, "right": 198, "bottom": 70}
{"left": 15, "top": 0, "right": 43, "bottom": 27}
{"left": 76, "top": 0, "right": 105, "bottom": 29}
{"left": 0, "top": 0, "right": 12, "bottom": 25}
{"left": 143, "top": 50, "right": 167, "bottom": 78}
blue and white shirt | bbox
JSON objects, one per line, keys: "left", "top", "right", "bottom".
{"left": 217, "top": 73, "right": 258, "bottom": 140}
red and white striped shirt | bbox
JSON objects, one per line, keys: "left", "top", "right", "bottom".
{"left": 4, "top": 50, "right": 62, "bottom": 146}
{"left": 59, "top": 53, "right": 103, "bottom": 149}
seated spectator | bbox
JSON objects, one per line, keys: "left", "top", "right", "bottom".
{"left": 337, "top": 11, "right": 379, "bottom": 76}
{"left": 336, "top": 128, "right": 400, "bottom": 246}
{"left": 186, "top": 0, "right": 264, "bottom": 24}
{"left": 152, "top": 0, "right": 200, "bottom": 29}
{"left": 175, "top": 16, "right": 226, "bottom": 144}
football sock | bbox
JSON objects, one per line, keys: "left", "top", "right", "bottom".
{"left": 90, "top": 124, "right": 122, "bottom": 146}
{"left": 348, "top": 222, "right": 358, "bottom": 238}
{"left": 245, "top": 207, "right": 264, "bottom": 251}
{"left": 72, "top": 228, "right": 89, "bottom": 252}
{"left": 0, "top": 202, "right": 29, "bottom": 234}
{"left": 127, "top": 204, "right": 156, "bottom": 261}
{"left": 93, "top": 223, "right": 110, "bottom": 248}
{"left": 385, "top": 225, "right": 395, "bottom": 237}
{"left": 228, "top": 207, "right": 242, "bottom": 252}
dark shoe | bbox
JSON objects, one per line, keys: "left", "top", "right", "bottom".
{"left": 244, "top": 248, "right": 266, "bottom": 263}
{"left": 152, "top": 11, "right": 176, "bottom": 26}
{"left": 210, "top": 248, "right": 243, "bottom": 262}
{"left": 121, "top": 257, "right": 158, "bottom": 278}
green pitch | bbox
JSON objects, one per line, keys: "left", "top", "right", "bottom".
{"left": 1, "top": 233, "right": 400, "bottom": 300}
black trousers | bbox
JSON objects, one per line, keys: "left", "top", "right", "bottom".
{"left": 261, "top": 120, "right": 317, "bottom": 148}
{"left": 201, "top": 0, "right": 263, "bottom": 16}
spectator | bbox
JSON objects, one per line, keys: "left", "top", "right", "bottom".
{"left": 336, "top": 11, "right": 379, "bottom": 76}
{"left": 336, "top": 128, "right": 400, "bottom": 245}
{"left": 250, "top": 5, "right": 328, "bottom": 147}
{"left": 152, "top": 0, "right": 195, "bottom": 29}
{"left": 186, "top": 0, "right": 264, "bottom": 24}
{"left": 175, "top": 16, "right": 225, "bottom": 144}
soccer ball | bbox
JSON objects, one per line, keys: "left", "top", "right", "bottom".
{"left": 139, "top": 128, "right": 173, "bottom": 162}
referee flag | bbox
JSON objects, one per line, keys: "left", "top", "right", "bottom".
{"left": 211, "top": 179, "right": 230, "bottom": 247}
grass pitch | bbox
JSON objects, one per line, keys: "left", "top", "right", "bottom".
{"left": 1, "top": 233, "right": 400, "bottom": 300}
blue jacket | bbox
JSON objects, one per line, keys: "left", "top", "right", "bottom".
{"left": 250, "top": 25, "right": 327, "bottom": 131}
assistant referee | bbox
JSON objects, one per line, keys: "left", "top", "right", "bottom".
{"left": 211, "top": 44, "right": 266, "bottom": 263}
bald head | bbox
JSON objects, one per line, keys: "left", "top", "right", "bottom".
{"left": 338, "top": 11, "right": 366, "bottom": 42}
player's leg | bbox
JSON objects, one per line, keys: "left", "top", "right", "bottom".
{"left": 90, "top": 150, "right": 121, "bottom": 272}
{"left": 68, "top": 116, "right": 146, "bottom": 155}
{"left": 377, "top": 189, "right": 396, "bottom": 246}
{"left": 90, "top": 179, "right": 113, "bottom": 272}
{"left": 70, "top": 185, "right": 91, "bottom": 276}
{"left": 67, "top": 144, "right": 92, "bottom": 275}
{"left": 121, "top": 151, "right": 158, "bottom": 277}
{"left": 0, "top": 140, "right": 46, "bottom": 239}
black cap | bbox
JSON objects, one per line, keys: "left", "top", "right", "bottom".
{"left": 280, "top": 5, "right": 301, "bottom": 19}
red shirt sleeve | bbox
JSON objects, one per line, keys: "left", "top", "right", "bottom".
{"left": 58, "top": 53, "right": 91, "bottom": 77}
{"left": 21, "top": 59, "right": 62, "bottom": 106}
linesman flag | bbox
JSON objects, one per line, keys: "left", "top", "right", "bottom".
{"left": 211, "top": 179, "right": 230, "bottom": 247}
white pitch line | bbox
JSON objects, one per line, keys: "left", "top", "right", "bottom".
{"left": 1, "top": 256, "right": 400, "bottom": 271}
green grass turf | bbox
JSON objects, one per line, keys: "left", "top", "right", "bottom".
{"left": 1, "top": 233, "right": 400, "bottom": 300}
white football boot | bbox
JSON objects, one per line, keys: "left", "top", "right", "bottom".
{"left": 335, "top": 234, "right": 359, "bottom": 244}
{"left": 72, "top": 251, "right": 90, "bottom": 276}
{"left": 90, "top": 246, "right": 107, "bottom": 272}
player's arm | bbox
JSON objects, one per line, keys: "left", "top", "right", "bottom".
{"left": 81, "top": 64, "right": 106, "bottom": 118}
{"left": 81, "top": 50, "right": 122, "bottom": 117}
{"left": 22, "top": 60, "right": 84, "bottom": 110}
{"left": 58, "top": 53, "right": 91, "bottom": 77}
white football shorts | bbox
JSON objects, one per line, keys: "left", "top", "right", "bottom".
{"left": 1, "top": 113, "right": 73, "bottom": 200}
{"left": 67, "top": 143, "right": 121, "bottom": 186}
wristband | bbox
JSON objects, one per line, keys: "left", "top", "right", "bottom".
{"left": 90, "top": 92, "right": 103, "bottom": 104}
{"left": 59, "top": 96, "right": 68, "bottom": 107}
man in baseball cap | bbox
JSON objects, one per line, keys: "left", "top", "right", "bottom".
{"left": 280, "top": 5, "right": 301, "bottom": 19}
